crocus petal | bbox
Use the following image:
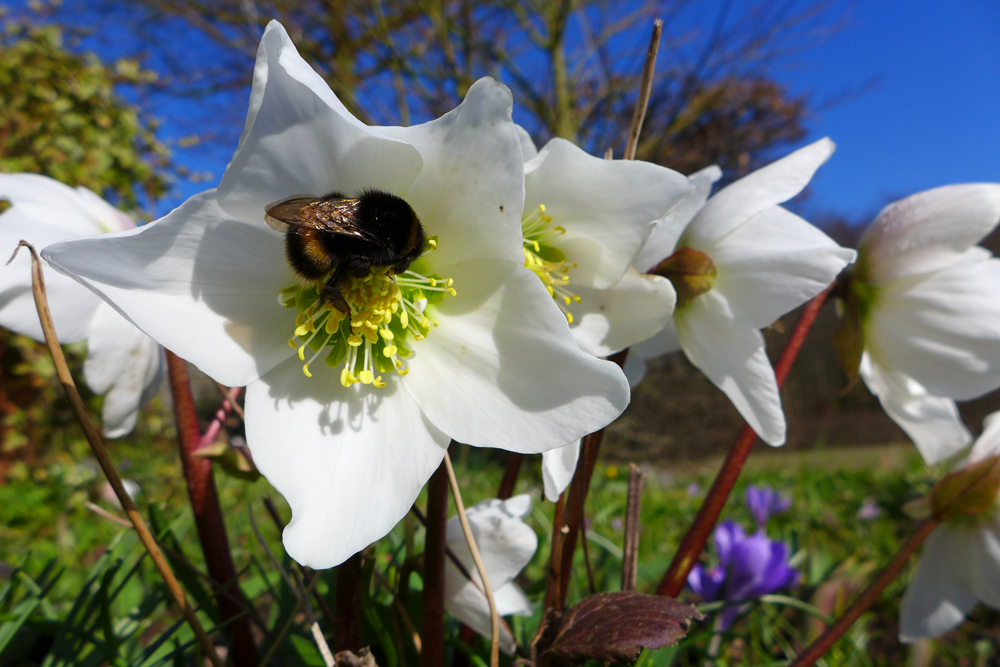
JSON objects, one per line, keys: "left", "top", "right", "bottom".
{"left": 859, "top": 354, "right": 971, "bottom": 464}
{"left": 542, "top": 440, "right": 580, "bottom": 502}
{"left": 713, "top": 521, "right": 743, "bottom": 569}
{"left": 866, "top": 250, "right": 1000, "bottom": 400}
{"left": 0, "top": 173, "right": 110, "bottom": 236}
{"left": 688, "top": 565, "right": 725, "bottom": 602}
{"left": 217, "top": 21, "right": 423, "bottom": 226}
{"left": 568, "top": 268, "right": 676, "bottom": 358}
{"left": 0, "top": 223, "right": 102, "bottom": 343}
{"left": 900, "top": 525, "right": 980, "bottom": 641}
{"left": 43, "top": 191, "right": 300, "bottom": 388}
{"left": 676, "top": 292, "right": 785, "bottom": 445}
{"left": 402, "top": 260, "right": 629, "bottom": 452}
{"left": 524, "top": 139, "right": 692, "bottom": 288}
{"left": 712, "top": 206, "right": 855, "bottom": 330}
{"left": 380, "top": 78, "right": 525, "bottom": 268}
{"left": 245, "top": 356, "right": 450, "bottom": 568}
{"left": 861, "top": 184, "right": 1000, "bottom": 284}
{"left": 635, "top": 165, "right": 722, "bottom": 273}
{"left": 83, "top": 303, "right": 165, "bottom": 438}
{"left": 624, "top": 321, "right": 682, "bottom": 387}
{"left": 682, "top": 139, "right": 834, "bottom": 249}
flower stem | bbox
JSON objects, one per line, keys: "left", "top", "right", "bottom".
{"left": 165, "top": 351, "right": 258, "bottom": 666}
{"left": 656, "top": 285, "right": 834, "bottom": 598}
{"left": 11, "top": 242, "right": 224, "bottom": 667}
{"left": 422, "top": 459, "right": 449, "bottom": 667}
{"left": 789, "top": 518, "right": 938, "bottom": 667}
{"left": 334, "top": 553, "right": 363, "bottom": 651}
{"left": 497, "top": 453, "right": 524, "bottom": 500}
{"left": 623, "top": 18, "right": 663, "bottom": 160}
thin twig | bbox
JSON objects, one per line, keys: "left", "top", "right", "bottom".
{"left": 9, "top": 241, "right": 225, "bottom": 667}
{"left": 215, "top": 381, "right": 246, "bottom": 422}
{"left": 577, "top": 459, "right": 596, "bottom": 595}
{"left": 623, "top": 19, "right": 663, "bottom": 160}
{"left": 443, "top": 451, "right": 500, "bottom": 667}
{"left": 621, "top": 464, "right": 644, "bottom": 591}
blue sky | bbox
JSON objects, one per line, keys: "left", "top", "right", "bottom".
{"left": 775, "top": 0, "right": 1000, "bottom": 221}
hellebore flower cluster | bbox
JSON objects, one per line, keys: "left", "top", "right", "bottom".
{"left": 900, "top": 411, "right": 1000, "bottom": 641}
{"left": 836, "top": 184, "right": 1000, "bottom": 464}
{"left": 444, "top": 495, "right": 537, "bottom": 654}
{"left": 42, "top": 21, "right": 630, "bottom": 568}
{"left": 627, "top": 140, "right": 857, "bottom": 446}
{"left": 0, "top": 174, "right": 165, "bottom": 437}
{"left": 688, "top": 519, "right": 798, "bottom": 629}
{"left": 516, "top": 134, "right": 692, "bottom": 501}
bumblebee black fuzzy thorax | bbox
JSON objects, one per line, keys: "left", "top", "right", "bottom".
{"left": 265, "top": 189, "right": 425, "bottom": 310}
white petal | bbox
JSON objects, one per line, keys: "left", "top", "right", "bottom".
{"left": 0, "top": 173, "right": 109, "bottom": 236}
{"left": 676, "top": 292, "right": 785, "bottom": 445}
{"left": 43, "top": 191, "right": 299, "bottom": 387}
{"left": 380, "top": 78, "right": 525, "bottom": 267}
{"left": 712, "top": 207, "right": 856, "bottom": 329}
{"left": 682, "top": 139, "right": 834, "bottom": 249}
{"left": 542, "top": 440, "right": 580, "bottom": 502}
{"left": 493, "top": 582, "right": 533, "bottom": 617}
{"left": 83, "top": 302, "right": 165, "bottom": 438}
{"left": 524, "top": 139, "right": 692, "bottom": 288}
{"left": 625, "top": 320, "right": 682, "bottom": 387}
{"left": 402, "top": 260, "right": 630, "bottom": 452}
{"left": 859, "top": 354, "right": 971, "bottom": 464}
{"left": 967, "top": 411, "right": 1000, "bottom": 464}
{"left": 568, "top": 268, "right": 675, "bottom": 357}
{"left": 245, "top": 356, "right": 449, "bottom": 569}
{"left": 0, "top": 223, "right": 102, "bottom": 343}
{"left": 217, "top": 21, "right": 423, "bottom": 226}
{"left": 635, "top": 165, "right": 722, "bottom": 273}
{"left": 516, "top": 124, "right": 538, "bottom": 161}
{"left": 900, "top": 525, "right": 980, "bottom": 641}
{"left": 866, "top": 251, "right": 1000, "bottom": 400}
{"left": 623, "top": 353, "right": 648, "bottom": 387}
{"left": 968, "top": 521, "right": 1000, "bottom": 610}
{"left": 860, "top": 184, "right": 1000, "bottom": 284}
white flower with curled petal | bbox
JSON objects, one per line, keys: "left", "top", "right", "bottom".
{"left": 445, "top": 494, "right": 537, "bottom": 654}
{"left": 42, "top": 21, "right": 629, "bottom": 569}
{"left": 900, "top": 411, "right": 1000, "bottom": 641}
{"left": 624, "top": 140, "right": 857, "bottom": 446}
{"left": 836, "top": 184, "right": 1000, "bottom": 464}
{"left": 517, "top": 134, "right": 692, "bottom": 500}
{"left": 0, "top": 173, "right": 164, "bottom": 438}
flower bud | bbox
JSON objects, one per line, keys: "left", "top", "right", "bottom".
{"left": 653, "top": 247, "right": 717, "bottom": 308}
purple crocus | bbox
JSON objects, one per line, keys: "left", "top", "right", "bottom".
{"left": 688, "top": 521, "right": 799, "bottom": 629}
{"left": 745, "top": 485, "right": 791, "bottom": 530}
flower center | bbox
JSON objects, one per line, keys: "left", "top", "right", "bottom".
{"left": 521, "top": 204, "right": 580, "bottom": 323}
{"left": 281, "top": 244, "right": 454, "bottom": 388}
{"left": 653, "top": 246, "right": 717, "bottom": 308}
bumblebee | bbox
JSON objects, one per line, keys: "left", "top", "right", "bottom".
{"left": 265, "top": 189, "right": 425, "bottom": 311}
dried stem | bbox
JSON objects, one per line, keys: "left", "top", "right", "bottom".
{"left": 789, "top": 518, "right": 939, "bottom": 666}
{"left": 422, "top": 461, "right": 449, "bottom": 667}
{"left": 10, "top": 241, "right": 225, "bottom": 667}
{"left": 623, "top": 19, "right": 663, "bottom": 160}
{"left": 657, "top": 285, "right": 834, "bottom": 597}
{"left": 621, "top": 463, "right": 644, "bottom": 591}
{"left": 166, "top": 350, "right": 258, "bottom": 665}
{"left": 444, "top": 451, "right": 501, "bottom": 667}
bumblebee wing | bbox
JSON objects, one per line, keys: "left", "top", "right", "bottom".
{"left": 265, "top": 196, "right": 385, "bottom": 246}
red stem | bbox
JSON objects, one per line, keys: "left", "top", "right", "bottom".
{"left": 789, "top": 518, "right": 938, "bottom": 666}
{"left": 656, "top": 286, "right": 833, "bottom": 598}
{"left": 334, "top": 553, "right": 363, "bottom": 651}
{"left": 165, "top": 351, "right": 258, "bottom": 665}
{"left": 422, "top": 461, "right": 449, "bottom": 667}
{"left": 497, "top": 453, "right": 524, "bottom": 500}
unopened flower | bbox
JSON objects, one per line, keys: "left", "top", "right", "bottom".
{"left": 0, "top": 173, "right": 164, "bottom": 437}
{"left": 900, "top": 412, "right": 1000, "bottom": 640}
{"left": 836, "top": 184, "right": 1000, "bottom": 464}
{"left": 43, "top": 22, "right": 629, "bottom": 568}
{"left": 744, "top": 485, "right": 791, "bottom": 530}
{"left": 688, "top": 520, "right": 798, "bottom": 629}
{"left": 516, "top": 135, "right": 691, "bottom": 501}
{"left": 627, "top": 141, "right": 857, "bottom": 445}
{"left": 445, "top": 495, "right": 537, "bottom": 654}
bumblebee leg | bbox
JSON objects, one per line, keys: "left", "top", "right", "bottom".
{"left": 320, "top": 263, "right": 351, "bottom": 313}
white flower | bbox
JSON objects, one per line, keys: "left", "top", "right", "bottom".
{"left": 445, "top": 494, "right": 537, "bottom": 654}
{"left": 843, "top": 184, "right": 1000, "bottom": 464}
{"left": 625, "top": 139, "right": 857, "bottom": 446}
{"left": 42, "top": 22, "right": 629, "bottom": 569}
{"left": 518, "top": 135, "right": 691, "bottom": 499}
{"left": 900, "top": 412, "right": 1000, "bottom": 641}
{"left": 0, "top": 173, "right": 164, "bottom": 438}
